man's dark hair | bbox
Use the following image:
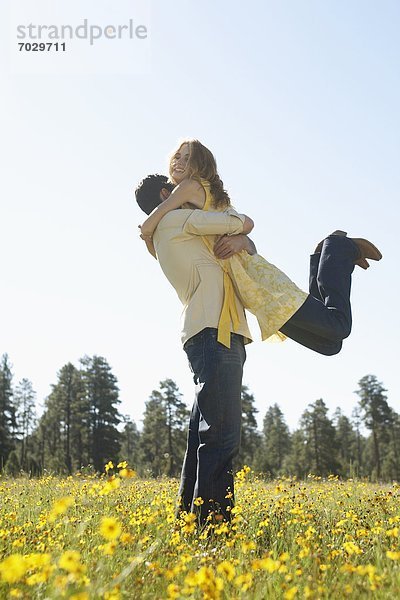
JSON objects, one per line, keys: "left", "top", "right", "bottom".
{"left": 135, "top": 174, "right": 174, "bottom": 215}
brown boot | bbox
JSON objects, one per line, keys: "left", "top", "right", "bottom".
{"left": 351, "top": 238, "right": 383, "bottom": 269}
{"left": 314, "top": 230, "right": 347, "bottom": 254}
{"left": 314, "top": 231, "right": 382, "bottom": 270}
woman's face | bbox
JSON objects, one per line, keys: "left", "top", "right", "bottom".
{"left": 170, "top": 143, "right": 190, "bottom": 183}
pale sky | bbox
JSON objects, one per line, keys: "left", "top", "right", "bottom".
{"left": 1, "top": 0, "right": 399, "bottom": 431}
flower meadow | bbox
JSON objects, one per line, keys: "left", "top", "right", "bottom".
{"left": 0, "top": 465, "right": 400, "bottom": 599}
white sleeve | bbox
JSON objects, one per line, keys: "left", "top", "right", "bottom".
{"left": 183, "top": 208, "right": 245, "bottom": 236}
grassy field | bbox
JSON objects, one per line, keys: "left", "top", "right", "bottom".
{"left": 0, "top": 465, "right": 399, "bottom": 599}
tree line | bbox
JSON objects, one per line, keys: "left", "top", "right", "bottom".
{"left": 0, "top": 353, "right": 398, "bottom": 481}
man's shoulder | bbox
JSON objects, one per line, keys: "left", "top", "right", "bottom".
{"left": 157, "top": 209, "right": 194, "bottom": 229}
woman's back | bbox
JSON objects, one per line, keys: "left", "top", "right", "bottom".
{"left": 198, "top": 178, "right": 308, "bottom": 342}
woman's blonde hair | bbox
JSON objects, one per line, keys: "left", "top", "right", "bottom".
{"left": 169, "top": 139, "right": 231, "bottom": 209}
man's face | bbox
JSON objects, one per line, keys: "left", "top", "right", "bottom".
{"left": 170, "top": 143, "right": 190, "bottom": 183}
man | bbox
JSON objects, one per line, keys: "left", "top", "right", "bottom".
{"left": 136, "top": 174, "right": 255, "bottom": 524}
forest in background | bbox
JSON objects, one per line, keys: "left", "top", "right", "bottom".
{"left": 0, "top": 353, "right": 399, "bottom": 481}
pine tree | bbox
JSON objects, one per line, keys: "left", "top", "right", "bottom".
{"left": 4, "top": 450, "right": 20, "bottom": 475}
{"left": 283, "top": 429, "right": 308, "bottom": 478}
{"left": 351, "top": 406, "right": 366, "bottom": 477}
{"left": 80, "top": 356, "right": 122, "bottom": 472}
{"left": 235, "top": 386, "right": 261, "bottom": 470}
{"left": 14, "top": 379, "right": 37, "bottom": 470}
{"left": 382, "top": 408, "right": 400, "bottom": 480}
{"left": 120, "top": 417, "right": 141, "bottom": 468}
{"left": 140, "top": 392, "right": 169, "bottom": 476}
{"left": 333, "top": 408, "right": 358, "bottom": 478}
{"left": 39, "top": 398, "right": 64, "bottom": 471}
{"left": 300, "top": 399, "right": 339, "bottom": 476}
{"left": 40, "top": 363, "right": 87, "bottom": 473}
{"left": 158, "top": 379, "right": 189, "bottom": 477}
{"left": 68, "top": 367, "right": 90, "bottom": 471}
{"left": 139, "top": 380, "right": 188, "bottom": 477}
{"left": 0, "top": 354, "right": 16, "bottom": 468}
{"left": 256, "top": 404, "right": 291, "bottom": 476}
{"left": 355, "top": 375, "right": 391, "bottom": 480}
{"left": 31, "top": 417, "right": 47, "bottom": 475}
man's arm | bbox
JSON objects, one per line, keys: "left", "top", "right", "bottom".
{"left": 183, "top": 209, "right": 254, "bottom": 237}
{"left": 214, "top": 235, "right": 257, "bottom": 259}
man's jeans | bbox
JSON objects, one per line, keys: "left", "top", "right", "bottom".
{"left": 178, "top": 328, "right": 246, "bottom": 524}
{"left": 280, "top": 234, "right": 358, "bottom": 355}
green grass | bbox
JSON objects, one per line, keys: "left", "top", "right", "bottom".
{"left": 0, "top": 467, "right": 400, "bottom": 598}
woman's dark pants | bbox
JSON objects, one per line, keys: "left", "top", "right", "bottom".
{"left": 280, "top": 234, "right": 358, "bottom": 356}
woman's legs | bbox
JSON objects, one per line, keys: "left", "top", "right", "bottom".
{"left": 308, "top": 249, "right": 321, "bottom": 300}
{"left": 280, "top": 234, "right": 358, "bottom": 355}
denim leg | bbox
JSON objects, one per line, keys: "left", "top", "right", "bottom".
{"left": 280, "top": 316, "right": 343, "bottom": 355}
{"left": 316, "top": 235, "right": 357, "bottom": 336}
{"left": 309, "top": 252, "right": 321, "bottom": 299}
{"left": 280, "top": 235, "right": 358, "bottom": 355}
{"left": 177, "top": 401, "right": 200, "bottom": 514}
{"left": 181, "top": 328, "right": 245, "bottom": 523}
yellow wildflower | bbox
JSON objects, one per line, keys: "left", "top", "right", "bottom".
{"left": 182, "top": 512, "right": 197, "bottom": 534}
{"left": 319, "top": 564, "right": 329, "bottom": 572}
{"left": 167, "top": 583, "right": 180, "bottom": 599}
{"left": 25, "top": 553, "right": 51, "bottom": 569}
{"left": 279, "top": 552, "right": 290, "bottom": 562}
{"left": 104, "top": 588, "right": 121, "bottom": 600}
{"left": 99, "top": 476, "right": 121, "bottom": 496}
{"left": 241, "top": 540, "right": 256, "bottom": 553}
{"left": 234, "top": 573, "right": 253, "bottom": 592}
{"left": 120, "top": 532, "right": 134, "bottom": 544}
{"left": 343, "top": 585, "right": 353, "bottom": 595}
{"left": 100, "top": 517, "right": 122, "bottom": 540}
{"left": 252, "top": 557, "right": 281, "bottom": 573}
{"left": 343, "top": 541, "right": 362, "bottom": 555}
{"left": 102, "top": 541, "right": 118, "bottom": 555}
{"left": 386, "top": 527, "right": 399, "bottom": 537}
{"left": 284, "top": 586, "right": 298, "bottom": 600}
{"left": 119, "top": 468, "right": 136, "bottom": 478}
{"left": 26, "top": 571, "right": 51, "bottom": 586}
{"left": 0, "top": 554, "right": 28, "bottom": 583}
{"left": 299, "top": 547, "right": 310, "bottom": 558}
{"left": 217, "top": 560, "right": 236, "bottom": 581}
{"left": 58, "top": 550, "right": 85, "bottom": 574}
{"left": 196, "top": 566, "right": 214, "bottom": 585}
{"left": 48, "top": 496, "right": 74, "bottom": 522}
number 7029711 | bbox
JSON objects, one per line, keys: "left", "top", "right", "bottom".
{"left": 18, "top": 42, "right": 66, "bottom": 51}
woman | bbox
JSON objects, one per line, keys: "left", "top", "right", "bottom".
{"left": 140, "top": 138, "right": 382, "bottom": 355}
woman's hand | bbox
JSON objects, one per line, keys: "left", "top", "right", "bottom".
{"left": 138, "top": 226, "right": 157, "bottom": 259}
{"left": 139, "top": 221, "right": 154, "bottom": 239}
